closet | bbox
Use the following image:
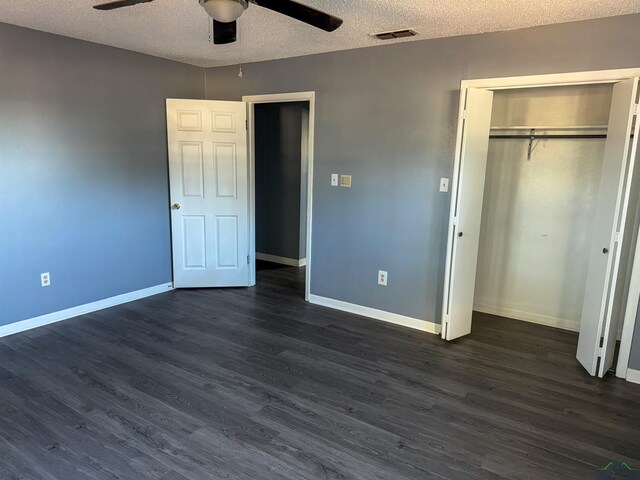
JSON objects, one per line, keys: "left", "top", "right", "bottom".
{"left": 474, "top": 85, "right": 614, "bottom": 332}
{"left": 441, "top": 72, "right": 640, "bottom": 378}
{"left": 254, "top": 101, "right": 310, "bottom": 269}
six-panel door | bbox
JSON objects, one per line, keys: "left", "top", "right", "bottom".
{"left": 167, "top": 99, "right": 250, "bottom": 288}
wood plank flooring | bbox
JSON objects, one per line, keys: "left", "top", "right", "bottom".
{"left": 1, "top": 265, "right": 639, "bottom": 479}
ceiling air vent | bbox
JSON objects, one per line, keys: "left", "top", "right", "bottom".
{"left": 372, "top": 29, "right": 419, "bottom": 40}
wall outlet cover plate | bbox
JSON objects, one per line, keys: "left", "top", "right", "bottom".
{"left": 340, "top": 175, "right": 352, "bottom": 188}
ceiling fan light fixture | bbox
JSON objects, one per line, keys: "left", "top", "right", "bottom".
{"left": 199, "top": 0, "right": 248, "bottom": 23}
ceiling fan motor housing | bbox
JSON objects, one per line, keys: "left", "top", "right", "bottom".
{"left": 199, "top": 0, "right": 248, "bottom": 23}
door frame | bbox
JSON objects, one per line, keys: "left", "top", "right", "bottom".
{"left": 444, "top": 68, "right": 640, "bottom": 379}
{"left": 243, "top": 91, "right": 316, "bottom": 301}
{"left": 617, "top": 196, "right": 640, "bottom": 380}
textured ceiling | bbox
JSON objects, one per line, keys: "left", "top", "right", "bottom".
{"left": 1, "top": 0, "right": 639, "bottom": 67}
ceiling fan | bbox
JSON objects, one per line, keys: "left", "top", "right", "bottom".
{"left": 93, "top": 0, "right": 344, "bottom": 45}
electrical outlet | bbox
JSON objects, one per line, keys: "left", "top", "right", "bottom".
{"left": 41, "top": 272, "right": 51, "bottom": 287}
{"left": 378, "top": 270, "right": 388, "bottom": 286}
{"left": 440, "top": 178, "right": 450, "bottom": 192}
{"left": 340, "top": 175, "right": 352, "bottom": 188}
{"left": 331, "top": 174, "right": 339, "bottom": 186}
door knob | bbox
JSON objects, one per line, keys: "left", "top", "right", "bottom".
{"left": 172, "top": 203, "right": 181, "bottom": 210}
{"left": 603, "top": 247, "right": 609, "bottom": 254}
{"left": 458, "top": 232, "right": 464, "bottom": 237}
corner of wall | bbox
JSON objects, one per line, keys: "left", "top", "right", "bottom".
{"left": 203, "top": 68, "right": 207, "bottom": 99}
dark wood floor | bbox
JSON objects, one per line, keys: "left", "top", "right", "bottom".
{"left": 1, "top": 266, "right": 639, "bottom": 480}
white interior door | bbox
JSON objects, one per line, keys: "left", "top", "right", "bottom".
{"left": 577, "top": 77, "right": 640, "bottom": 377}
{"left": 442, "top": 88, "right": 494, "bottom": 340}
{"left": 167, "top": 99, "right": 250, "bottom": 288}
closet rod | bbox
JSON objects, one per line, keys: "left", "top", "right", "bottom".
{"left": 490, "top": 135, "right": 636, "bottom": 139}
{"left": 490, "top": 125, "right": 608, "bottom": 131}
{"left": 489, "top": 134, "right": 608, "bottom": 139}
{"left": 489, "top": 128, "right": 634, "bottom": 159}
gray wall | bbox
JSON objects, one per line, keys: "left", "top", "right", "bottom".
{"left": 204, "top": 14, "right": 640, "bottom": 349}
{"left": 0, "top": 23, "right": 204, "bottom": 326}
{"left": 255, "top": 102, "right": 308, "bottom": 261}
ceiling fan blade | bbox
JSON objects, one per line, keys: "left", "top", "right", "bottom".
{"left": 94, "top": 0, "right": 155, "bottom": 11}
{"left": 213, "top": 20, "right": 237, "bottom": 45}
{"left": 249, "top": 0, "right": 343, "bottom": 32}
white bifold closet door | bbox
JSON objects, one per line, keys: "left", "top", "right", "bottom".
{"left": 441, "top": 88, "right": 494, "bottom": 340}
{"left": 442, "top": 79, "right": 640, "bottom": 378}
{"left": 167, "top": 99, "right": 250, "bottom": 288}
{"left": 577, "top": 77, "right": 640, "bottom": 377}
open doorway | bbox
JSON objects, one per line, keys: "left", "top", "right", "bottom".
{"left": 254, "top": 101, "right": 309, "bottom": 278}
{"left": 474, "top": 85, "right": 614, "bottom": 332}
{"left": 441, "top": 70, "right": 640, "bottom": 379}
{"left": 165, "top": 94, "right": 314, "bottom": 301}
{"left": 245, "top": 92, "right": 315, "bottom": 300}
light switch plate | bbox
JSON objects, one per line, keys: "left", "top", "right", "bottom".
{"left": 440, "top": 178, "right": 450, "bottom": 192}
{"left": 331, "top": 174, "right": 339, "bottom": 186}
{"left": 340, "top": 175, "right": 352, "bottom": 188}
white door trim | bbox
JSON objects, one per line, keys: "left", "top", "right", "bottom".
{"left": 243, "top": 91, "right": 315, "bottom": 302}
{"left": 461, "top": 68, "right": 640, "bottom": 90}
{"left": 444, "top": 68, "right": 640, "bottom": 380}
{"left": 616, "top": 222, "right": 640, "bottom": 378}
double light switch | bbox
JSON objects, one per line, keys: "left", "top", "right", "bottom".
{"left": 331, "top": 174, "right": 352, "bottom": 188}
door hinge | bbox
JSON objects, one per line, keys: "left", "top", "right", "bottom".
{"left": 614, "top": 231, "right": 621, "bottom": 243}
{"left": 247, "top": 255, "right": 250, "bottom": 265}
{"left": 633, "top": 103, "right": 639, "bottom": 116}
{"left": 462, "top": 110, "right": 468, "bottom": 120}
{"left": 246, "top": 119, "right": 249, "bottom": 130}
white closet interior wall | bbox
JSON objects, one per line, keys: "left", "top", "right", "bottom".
{"left": 474, "top": 84, "right": 614, "bottom": 331}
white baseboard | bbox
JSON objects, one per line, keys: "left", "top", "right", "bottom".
{"left": 0, "top": 283, "right": 174, "bottom": 340}
{"left": 309, "top": 294, "right": 441, "bottom": 335}
{"left": 256, "top": 253, "right": 306, "bottom": 267}
{"left": 473, "top": 302, "right": 580, "bottom": 332}
{"left": 626, "top": 368, "right": 640, "bottom": 384}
